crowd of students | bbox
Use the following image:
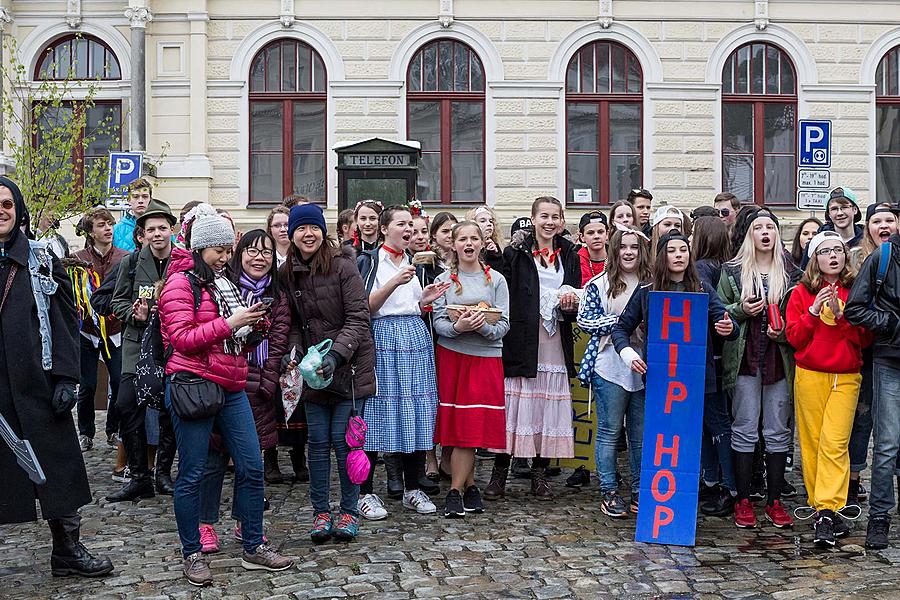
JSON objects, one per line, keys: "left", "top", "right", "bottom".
{"left": 2, "top": 173, "right": 900, "bottom": 586}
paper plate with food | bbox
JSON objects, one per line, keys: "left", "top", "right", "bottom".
{"left": 446, "top": 301, "right": 504, "bottom": 325}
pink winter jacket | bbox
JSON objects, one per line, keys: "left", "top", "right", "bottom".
{"left": 158, "top": 248, "right": 248, "bottom": 392}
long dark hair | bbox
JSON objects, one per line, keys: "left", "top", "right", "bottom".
{"left": 606, "top": 228, "right": 652, "bottom": 298}
{"left": 791, "top": 217, "right": 823, "bottom": 265}
{"left": 692, "top": 216, "right": 731, "bottom": 265}
{"left": 190, "top": 251, "right": 217, "bottom": 286}
{"left": 228, "top": 228, "right": 280, "bottom": 296}
{"left": 653, "top": 232, "right": 703, "bottom": 292}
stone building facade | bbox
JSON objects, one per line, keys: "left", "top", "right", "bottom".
{"left": 0, "top": 0, "right": 898, "bottom": 230}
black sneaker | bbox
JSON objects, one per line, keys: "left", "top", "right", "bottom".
{"left": 462, "top": 485, "right": 485, "bottom": 513}
{"left": 700, "top": 486, "right": 736, "bottom": 517}
{"left": 833, "top": 515, "right": 850, "bottom": 538}
{"left": 814, "top": 510, "right": 836, "bottom": 547}
{"left": 444, "top": 489, "right": 465, "bottom": 518}
{"left": 601, "top": 491, "right": 628, "bottom": 519}
{"left": 749, "top": 473, "right": 767, "bottom": 501}
{"left": 865, "top": 516, "right": 891, "bottom": 550}
{"left": 781, "top": 481, "right": 797, "bottom": 499}
{"left": 565, "top": 466, "right": 590, "bottom": 488}
{"left": 698, "top": 483, "right": 719, "bottom": 504}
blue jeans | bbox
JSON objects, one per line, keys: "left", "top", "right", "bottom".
{"left": 199, "top": 450, "right": 236, "bottom": 525}
{"left": 166, "top": 383, "right": 265, "bottom": 556}
{"left": 701, "top": 390, "right": 736, "bottom": 492}
{"left": 848, "top": 359, "right": 874, "bottom": 473}
{"left": 869, "top": 362, "right": 900, "bottom": 518}
{"left": 306, "top": 399, "right": 365, "bottom": 516}
{"left": 592, "top": 373, "right": 644, "bottom": 494}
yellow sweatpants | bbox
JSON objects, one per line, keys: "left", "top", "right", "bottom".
{"left": 794, "top": 366, "right": 861, "bottom": 512}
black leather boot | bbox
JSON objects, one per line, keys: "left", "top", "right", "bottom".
{"left": 49, "top": 515, "right": 114, "bottom": 578}
{"left": 384, "top": 453, "right": 404, "bottom": 499}
{"left": 289, "top": 446, "right": 310, "bottom": 483}
{"left": 154, "top": 416, "right": 176, "bottom": 495}
{"left": 264, "top": 447, "right": 284, "bottom": 484}
{"left": 484, "top": 454, "right": 510, "bottom": 501}
{"left": 106, "top": 430, "right": 155, "bottom": 502}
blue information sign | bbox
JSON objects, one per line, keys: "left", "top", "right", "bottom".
{"left": 107, "top": 152, "right": 144, "bottom": 198}
{"left": 798, "top": 120, "right": 832, "bottom": 168}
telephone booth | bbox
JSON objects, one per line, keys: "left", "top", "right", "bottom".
{"left": 333, "top": 138, "right": 421, "bottom": 211}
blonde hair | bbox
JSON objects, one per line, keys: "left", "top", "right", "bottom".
{"left": 801, "top": 239, "right": 855, "bottom": 293}
{"left": 447, "top": 221, "right": 492, "bottom": 295}
{"left": 466, "top": 206, "right": 503, "bottom": 250}
{"left": 728, "top": 220, "right": 789, "bottom": 304}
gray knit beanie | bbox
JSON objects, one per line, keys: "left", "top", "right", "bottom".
{"left": 189, "top": 203, "right": 235, "bottom": 250}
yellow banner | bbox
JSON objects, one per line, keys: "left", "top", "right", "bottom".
{"left": 557, "top": 324, "right": 597, "bottom": 470}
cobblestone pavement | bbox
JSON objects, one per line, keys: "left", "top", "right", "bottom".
{"left": 3, "top": 420, "right": 900, "bottom": 599}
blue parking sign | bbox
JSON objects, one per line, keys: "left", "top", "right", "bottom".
{"left": 798, "top": 120, "right": 831, "bottom": 168}
{"left": 107, "top": 152, "right": 144, "bottom": 197}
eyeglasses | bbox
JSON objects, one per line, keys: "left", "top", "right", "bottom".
{"left": 829, "top": 204, "right": 852, "bottom": 213}
{"left": 719, "top": 208, "right": 731, "bottom": 217}
{"left": 244, "top": 247, "right": 274, "bottom": 259}
{"left": 815, "top": 246, "right": 845, "bottom": 256}
{"left": 0, "top": 199, "right": 13, "bottom": 210}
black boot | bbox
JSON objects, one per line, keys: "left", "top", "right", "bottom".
{"left": 264, "top": 447, "right": 284, "bottom": 484}
{"left": 106, "top": 430, "right": 154, "bottom": 502}
{"left": 484, "top": 454, "right": 510, "bottom": 501}
{"left": 384, "top": 453, "right": 405, "bottom": 500}
{"left": 289, "top": 445, "right": 309, "bottom": 483}
{"left": 48, "top": 515, "right": 114, "bottom": 578}
{"left": 154, "top": 417, "right": 176, "bottom": 496}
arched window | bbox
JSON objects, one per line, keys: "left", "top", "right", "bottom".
{"left": 407, "top": 39, "right": 485, "bottom": 204}
{"left": 34, "top": 35, "right": 122, "bottom": 190}
{"left": 249, "top": 39, "right": 327, "bottom": 204}
{"left": 721, "top": 42, "right": 796, "bottom": 206}
{"left": 876, "top": 46, "right": 900, "bottom": 203}
{"left": 565, "top": 41, "right": 642, "bottom": 205}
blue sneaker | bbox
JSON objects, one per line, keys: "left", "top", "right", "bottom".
{"left": 309, "top": 512, "right": 333, "bottom": 544}
{"left": 331, "top": 512, "right": 359, "bottom": 542}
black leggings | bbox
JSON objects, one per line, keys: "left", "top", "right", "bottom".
{"left": 360, "top": 451, "right": 426, "bottom": 494}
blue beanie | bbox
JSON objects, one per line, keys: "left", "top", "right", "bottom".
{"left": 288, "top": 204, "right": 327, "bottom": 239}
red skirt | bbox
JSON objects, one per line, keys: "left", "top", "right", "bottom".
{"left": 434, "top": 344, "right": 506, "bottom": 449}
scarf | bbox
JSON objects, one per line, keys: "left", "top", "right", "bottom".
{"left": 211, "top": 274, "right": 249, "bottom": 355}
{"left": 239, "top": 272, "right": 271, "bottom": 366}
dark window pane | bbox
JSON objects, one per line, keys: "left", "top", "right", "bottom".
{"left": 580, "top": 45, "right": 594, "bottom": 94}
{"left": 438, "top": 41, "right": 453, "bottom": 91}
{"left": 313, "top": 53, "right": 325, "bottom": 92}
{"left": 780, "top": 53, "right": 795, "bottom": 95}
{"left": 348, "top": 178, "right": 409, "bottom": 206}
{"left": 423, "top": 44, "right": 437, "bottom": 91}
{"left": 451, "top": 152, "right": 483, "bottom": 200}
{"left": 611, "top": 44, "right": 626, "bottom": 94}
{"left": 90, "top": 42, "right": 105, "bottom": 78}
{"left": 107, "top": 49, "right": 120, "bottom": 79}
{"left": 408, "top": 52, "right": 422, "bottom": 91}
{"left": 293, "top": 101, "right": 325, "bottom": 151}
{"left": 250, "top": 102, "right": 283, "bottom": 151}
{"left": 609, "top": 154, "right": 641, "bottom": 201}
{"left": 723, "top": 103, "right": 753, "bottom": 152}
{"left": 85, "top": 104, "right": 120, "bottom": 156}
{"left": 626, "top": 51, "right": 641, "bottom": 94}
{"left": 470, "top": 53, "right": 484, "bottom": 91}
{"left": 292, "top": 153, "right": 325, "bottom": 201}
{"left": 763, "top": 155, "right": 794, "bottom": 203}
{"left": 876, "top": 58, "right": 885, "bottom": 96}
{"left": 297, "top": 45, "right": 311, "bottom": 92}
{"left": 35, "top": 105, "right": 74, "bottom": 145}
{"left": 567, "top": 103, "right": 598, "bottom": 152}
{"left": 451, "top": 102, "right": 483, "bottom": 151}
{"left": 408, "top": 101, "right": 441, "bottom": 150}
{"left": 566, "top": 53, "right": 579, "bottom": 93}
{"left": 751, "top": 44, "right": 764, "bottom": 94}
{"left": 250, "top": 55, "right": 265, "bottom": 91}
{"left": 877, "top": 156, "right": 900, "bottom": 203}
{"left": 890, "top": 52, "right": 900, "bottom": 96}
{"left": 722, "top": 55, "right": 734, "bottom": 94}
{"left": 567, "top": 154, "right": 598, "bottom": 202}
{"left": 282, "top": 41, "right": 296, "bottom": 92}
{"left": 597, "top": 43, "right": 610, "bottom": 94}
{"left": 39, "top": 51, "right": 53, "bottom": 79}
{"left": 609, "top": 103, "right": 640, "bottom": 152}
{"left": 454, "top": 43, "right": 469, "bottom": 91}
{"left": 57, "top": 40, "right": 72, "bottom": 78}
{"left": 765, "top": 46, "right": 779, "bottom": 94}
{"left": 736, "top": 45, "right": 750, "bottom": 94}
{"left": 418, "top": 152, "right": 441, "bottom": 200}
{"left": 764, "top": 103, "right": 795, "bottom": 153}
{"left": 723, "top": 155, "right": 754, "bottom": 203}
{"left": 74, "top": 38, "right": 88, "bottom": 79}
{"left": 876, "top": 105, "right": 900, "bottom": 154}
{"left": 265, "top": 46, "right": 280, "bottom": 91}
{"left": 251, "top": 154, "right": 283, "bottom": 202}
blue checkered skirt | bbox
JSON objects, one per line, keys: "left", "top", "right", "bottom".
{"left": 364, "top": 315, "right": 438, "bottom": 453}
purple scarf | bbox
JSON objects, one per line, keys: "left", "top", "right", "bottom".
{"left": 239, "top": 272, "right": 271, "bottom": 367}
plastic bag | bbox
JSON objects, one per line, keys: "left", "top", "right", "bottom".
{"left": 299, "top": 339, "right": 334, "bottom": 390}
{"left": 279, "top": 346, "right": 303, "bottom": 422}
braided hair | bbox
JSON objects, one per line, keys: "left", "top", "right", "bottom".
{"left": 446, "top": 221, "right": 492, "bottom": 295}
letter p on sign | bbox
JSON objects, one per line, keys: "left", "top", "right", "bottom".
{"left": 107, "top": 152, "right": 144, "bottom": 198}
{"left": 799, "top": 120, "right": 831, "bottom": 168}
{"left": 114, "top": 157, "right": 136, "bottom": 184}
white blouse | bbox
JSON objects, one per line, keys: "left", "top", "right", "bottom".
{"left": 372, "top": 251, "right": 423, "bottom": 318}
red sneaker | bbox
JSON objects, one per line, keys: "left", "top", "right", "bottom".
{"left": 765, "top": 500, "right": 793, "bottom": 529}
{"left": 734, "top": 498, "right": 757, "bottom": 528}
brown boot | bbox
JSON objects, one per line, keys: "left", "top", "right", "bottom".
{"left": 484, "top": 463, "right": 508, "bottom": 501}
{"left": 531, "top": 468, "right": 553, "bottom": 500}
{"left": 264, "top": 447, "right": 284, "bottom": 484}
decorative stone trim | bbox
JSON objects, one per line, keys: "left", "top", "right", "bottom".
{"left": 0, "top": 7, "right": 12, "bottom": 31}
{"left": 66, "top": 0, "right": 81, "bottom": 29}
{"left": 280, "top": 0, "right": 295, "bottom": 28}
{"left": 439, "top": 0, "right": 453, "bottom": 29}
{"left": 755, "top": 0, "right": 769, "bottom": 31}
{"left": 598, "top": 0, "right": 612, "bottom": 29}
{"left": 124, "top": 6, "right": 152, "bottom": 29}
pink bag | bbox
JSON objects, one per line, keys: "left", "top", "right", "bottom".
{"left": 345, "top": 386, "right": 371, "bottom": 485}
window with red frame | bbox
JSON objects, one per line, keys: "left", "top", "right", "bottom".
{"left": 876, "top": 46, "right": 900, "bottom": 204}
{"left": 565, "top": 41, "right": 643, "bottom": 206}
{"left": 407, "top": 39, "right": 485, "bottom": 204}
{"left": 249, "top": 39, "right": 326, "bottom": 204}
{"left": 722, "top": 42, "right": 797, "bottom": 206}
{"left": 33, "top": 36, "right": 122, "bottom": 189}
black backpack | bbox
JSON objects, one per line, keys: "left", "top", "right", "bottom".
{"left": 90, "top": 250, "right": 140, "bottom": 318}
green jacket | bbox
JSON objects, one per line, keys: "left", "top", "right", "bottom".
{"left": 110, "top": 245, "right": 170, "bottom": 375}
{"left": 716, "top": 262, "right": 797, "bottom": 395}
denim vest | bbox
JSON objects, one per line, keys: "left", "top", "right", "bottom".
{"left": 27, "top": 239, "right": 58, "bottom": 370}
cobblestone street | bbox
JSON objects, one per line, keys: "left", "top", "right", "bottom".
{"left": 3, "top": 420, "right": 900, "bottom": 599}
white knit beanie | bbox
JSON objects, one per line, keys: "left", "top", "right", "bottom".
{"left": 189, "top": 203, "right": 235, "bottom": 250}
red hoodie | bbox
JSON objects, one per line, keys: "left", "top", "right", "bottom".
{"left": 786, "top": 282, "right": 872, "bottom": 374}
{"left": 578, "top": 246, "right": 605, "bottom": 286}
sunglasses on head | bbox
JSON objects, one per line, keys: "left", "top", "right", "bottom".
{"left": 0, "top": 199, "right": 13, "bottom": 210}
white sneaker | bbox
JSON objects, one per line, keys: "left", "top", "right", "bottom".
{"left": 402, "top": 489, "right": 437, "bottom": 514}
{"left": 357, "top": 493, "right": 388, "bottom": 520}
